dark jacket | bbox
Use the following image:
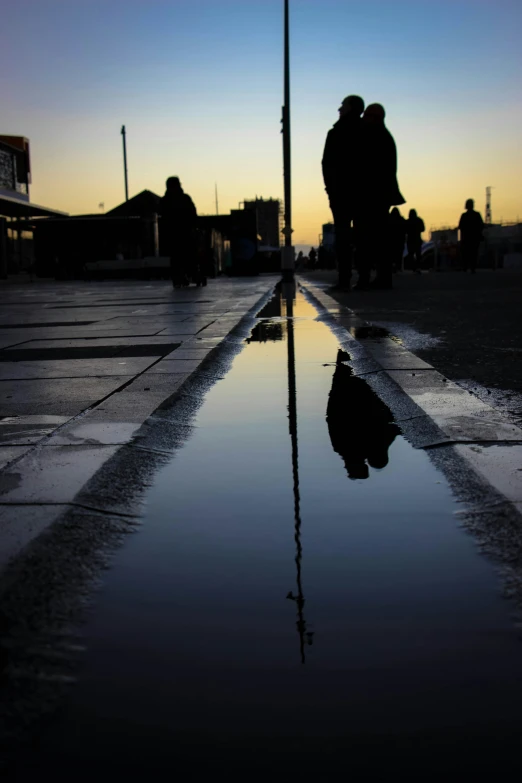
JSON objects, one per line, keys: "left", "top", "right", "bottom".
{"left": 389, "top": 211, "right": 406, "bottom": 245}
{"left": 160, "top": 187, "right": 198, "bottom": 255}
{"left": 361, "top": 124, "right": 405, "bottom": 208}
{"left": 322, "top": 114, "right": 363, "bottom": 203}
{"left": 161, "top": 190, "right": 197, "bottom": 229}
{"left": 459, "top": 210, "right": 484, "bottom": 245}
{"left": 406, "top": 216, "right": 425, "bottom": 247}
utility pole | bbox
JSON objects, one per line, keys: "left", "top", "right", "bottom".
{"left": 121, "top": 125, "right": 129, "bottom": 201}
{"left": 485, "top": 186, "right": 492, "bottom": 224}
{"left": 215, "top": 183, "right": 219, "bottom": 215}
{"left": 281, "top": 0, "right": 294, "bottom": 281}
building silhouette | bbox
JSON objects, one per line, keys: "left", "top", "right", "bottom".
{"left": 243, "top": 197, "right": 282, "bottom": 248}
{"left": 0, "top": 135, "right": 66, "bottom": 277}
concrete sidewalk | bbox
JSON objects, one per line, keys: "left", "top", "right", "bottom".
{"left": 0, "top": 276, "right": 275, "bottom": 570}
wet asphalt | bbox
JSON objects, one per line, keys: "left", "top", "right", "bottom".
{"left": 4, "top": 286, "right": 522, "bottom": 778}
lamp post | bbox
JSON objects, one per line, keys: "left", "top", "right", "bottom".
{"left": 121, "top": 125, "right": 129, "bottom": 202}
{"left": 281, "top": 0, "right": 294, "bottom": 281}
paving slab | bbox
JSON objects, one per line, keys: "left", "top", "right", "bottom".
{"left": 143, "top": 360, "right": 205, "bottom": 375}
{"left": 5, "top": 336, "right": 181, "bottom": 350}
{"left": 86, "top": 374, "right": 191, "bottom": 423}
{"left": 453, "top": 443, "right": 522, "bottom": 504}
{"left": 162, "top": 348, "right": 213, "bottom": 361}
{"left": 352, "top": 338, "right": 435, "bottom": 371}
{"left": 0, "top": 444, "right": 119, "bottom": 504}
{"left": 0, "top": 357, "right": 158, "bottom": 380}
{"left": 0, "top": 415, "right": 70, "bottom": 445}
{"left": 0, "top": 377, "right": 134, "bottom": 417}
{"left": 104, "top": 319, "right": 206, "bottom": 334}
{"left": 47, "top": 420, "right": 144, "bottom": 447}
{"left": 0, "top": 446, "right": 31, "bottom": 470}
{"left": 0, "top": 504, "right": 67, "bottom": 571}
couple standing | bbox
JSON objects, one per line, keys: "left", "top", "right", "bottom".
{"left": 322, "top": 94, "right": 405, "bottom": 291}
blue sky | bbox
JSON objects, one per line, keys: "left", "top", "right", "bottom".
{"left": 2, "top": 0, "right": 521, "bottom": 242}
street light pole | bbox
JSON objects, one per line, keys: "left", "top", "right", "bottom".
{"left": 281, "top": 0, "right": 294, "bottom": 281}
{"left": 121, "top": 125, "right": 129, "bottom": 201}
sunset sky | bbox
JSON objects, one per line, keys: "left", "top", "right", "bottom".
{"left": 2, "top": 0, "right": 521, "bottom": 245}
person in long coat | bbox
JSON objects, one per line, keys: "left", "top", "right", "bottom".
{"left": 322, "top": 95, "right": 365, "bottom": 290}
{"left": 458, "top": 198, "right": 484, "bottom": 273}
{"left": 389, "top": 207, "right": 407, "bottom": 274}
{"left": 160, "top": 177, "right": 198, "bottom": 287}
{"left": 406, "top": 208, "right": 425, "bottom": 274}
{"left": 358, "top": 103, "right": 406, "bottom": 289}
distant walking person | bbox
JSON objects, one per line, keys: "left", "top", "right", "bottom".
{"left": 160, "top": 177, "right": 198, "bottom": 288}
{"left": 322, "top": 94, "right": 365, "bottom": 290}
{"left": 406, "top": 209, "right": 425, "bottom": 273}
{"left": 458, "top": 198, "right": 484, "bottom": 273}
{"left": 360, "top": 103, "right": 405, "bottom": 289}
{"left": 308, "top": 247, "right": 317, "bottom": 269}
{"left": 389, "top": 208, "right": 406, "bottom": 273}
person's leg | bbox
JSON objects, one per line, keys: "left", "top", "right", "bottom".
{"left": 470, "top": 243, "right": 479, "bottom": 273}
{"left": 372, "top": 207, "right": 392, "bottom": 288}
{"left": 461, "top": 243, "right": 471, "bottom": 272}
{"left": 353, "top": 211, "right": 371, "bottom": 288}
{"left": 170, "top": 253, "right": 179, "bottom": 286}
{"left": 331, "top": 201, "right": 353, "bottom": 288}
{"left": 413, "top": 243, "right": 422, "bottom": 273}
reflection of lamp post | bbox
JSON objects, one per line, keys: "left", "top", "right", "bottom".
{"left": 283, "top": 282, "right": 313, "bottom": 663}
{"left": 281, "top": 0, "right": 294, "bottom": 281}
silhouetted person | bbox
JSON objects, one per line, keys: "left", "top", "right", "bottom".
{"left": 406, "top": 209, "right": 425, "bottom": 273}
{"left": 389, "top": 207, "right": 406, "bottom": 273}
{"left": 326, "top": 350, "right": 400, "bottom": 479}
{"left": 458, "top": 198, "right": 484, "bottom": 273}
{"left": 360, "top": 103, "right": 405, "bottom": 290}
{"left": 322, "top": 94, "right": 365, "bottom": 291}
{"left": 296, "top": 250, "right": 304, "bottom": 270}
{"left": 308, "top": 247, "right": 317, "bottom": 269}
{"left": 160, "top": 176, "right": 198, "bottom": 288}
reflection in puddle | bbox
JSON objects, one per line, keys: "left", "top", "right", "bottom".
{"left": 246, "top": 320, "right": 284, "bottom": 343}
{"left": 33, "top": 286, "right": 522, "bottom": 773}
{"left": 327, "top": 349, "right": 400, "bottom": 479}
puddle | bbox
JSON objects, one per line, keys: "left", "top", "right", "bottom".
{"left": 350, "top": 325, "right": 391, "bottom": 339}
{"left": 28, "top": 287, "right": 522, "bottom": 772}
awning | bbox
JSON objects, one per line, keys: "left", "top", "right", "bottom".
{"left": 0, "top": 193, "right": 68, "bottom": 218}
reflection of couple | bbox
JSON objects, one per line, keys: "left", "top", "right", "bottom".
{"left": 327, "top": 350, "right": 400, "bottom": 480}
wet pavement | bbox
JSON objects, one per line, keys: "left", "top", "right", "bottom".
{"left": 16, "top": 287, "right": 522, "bottom": 777}
{"left": 305, "top": 269, "right": 522, "bottom": 426}
{"left": 0, "top": 277, "right": 272, "bottom": 570}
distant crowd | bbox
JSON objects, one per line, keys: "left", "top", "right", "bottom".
{"left": 321, "top": 94, "right": 485, "bottom": 289}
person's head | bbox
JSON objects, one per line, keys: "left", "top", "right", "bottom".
{"left": 409, "top": 209, "right": 417, "bottom": 219}
{"left": 338, "top": 94, "right": 365, "bottom": 118}
{"left": 166, "top": 176, "right": 182, "bottom": 193}
{"left": 390, "top": 207, "right": 400, "bottom": 217}
{"left": 465, "top": 198, "right": 474, "bottom": 210}
{"left": 363, "top": 103, "right": 386, "bottom": 125}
